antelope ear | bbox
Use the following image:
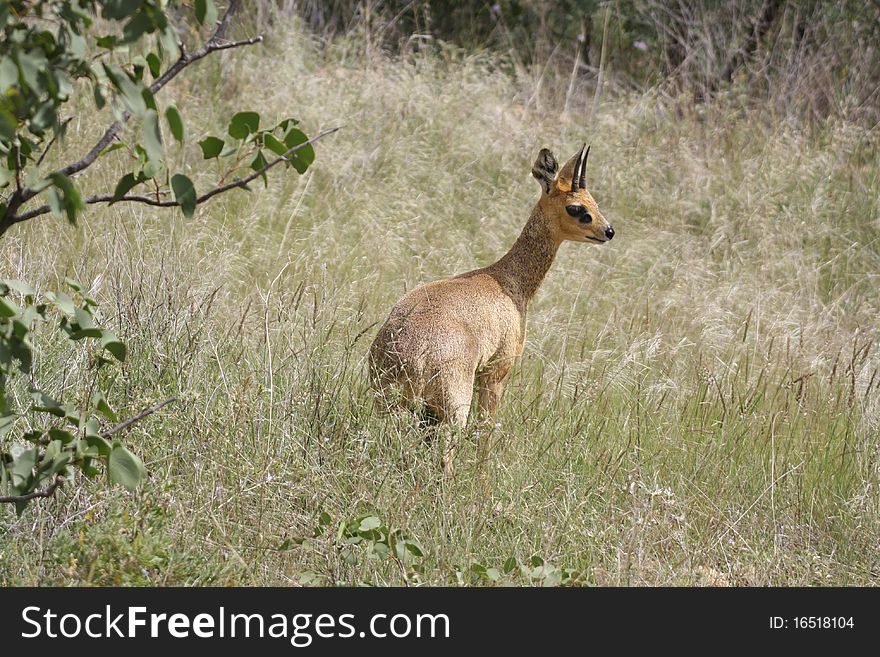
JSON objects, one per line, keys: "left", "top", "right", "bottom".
{"left": 557, "top": 151, "right": 580, "bottom": 184}
{"left": 531, "top": 148, "right": 558, "bottom": 194}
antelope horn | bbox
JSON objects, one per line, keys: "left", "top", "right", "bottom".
{"left": 580, "top": 144, "right": 590, "bottom": 190}
{"left": 571, "top": 143, "right": 587, "bottom": 192}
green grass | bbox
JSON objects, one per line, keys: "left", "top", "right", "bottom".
{"left": 1, "top": 24, "right": 879, "bottom": 586}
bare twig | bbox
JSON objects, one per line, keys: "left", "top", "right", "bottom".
{"left": 0, "top": 0, "right": 260, "bottom": 237}
{"left": 35, "top": 117, "right": 73, "bottom": 167}
{"left": 711, "top": 0, "right": 783, "bottom": 92}
{"left": 0, "top": 476, "right": 64, "bottom": 504}
{"left": 589, "top": 4, "right": 611, "bottom": 120}
{"left": 102, "top": 397, "right": 177, "bottom": 438}
{"left": 7, "top": 126, "right": 342, "bottom": 224}
{"left": 562, "top": 14, "right": 590, "bottom": 118}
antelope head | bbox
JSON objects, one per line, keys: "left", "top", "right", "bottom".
{"left": 531, "top": 144, "right": 614, "bottom": 245}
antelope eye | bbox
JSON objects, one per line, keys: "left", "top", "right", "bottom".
{"left": 565, "top": 204, "right": 584, "bottom": 217}
{"left": 580, "top": 212, "right": 592, "bottom": 224}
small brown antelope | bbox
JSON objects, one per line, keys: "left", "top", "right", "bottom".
{"left": 369, "top": 145, "right": 614, "bottom": 472}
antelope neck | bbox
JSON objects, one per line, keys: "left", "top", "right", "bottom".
{"left": 488, "top": 205, "right": 561, "bottom": 309}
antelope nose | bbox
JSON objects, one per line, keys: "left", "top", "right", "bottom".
{"left": 605, "top": 225, "right": 615, "bottom": 240}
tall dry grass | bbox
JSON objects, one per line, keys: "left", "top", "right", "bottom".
{"left": 1, "top": 14, "right": 879, "bottom": 585}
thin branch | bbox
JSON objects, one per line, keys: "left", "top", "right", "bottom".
{"left": 6, "top": 126, "right": 342, "bottom": 224}
{"left": 102, "top": 396, "right": 177, "bottom": 438}
{"left": 0, "top": 0, "right": 258, "bottom": 236}
{"left": 14, "top": 146, "right": 22, "bottom": 193}
{"left": 0, "top": 476, "right": 63, "bottom": 504}
{"left": 196, "top": 126, "right": 341, "bottom": 204}
{"left": 35, "top": 117, "right": 73, "bottom": 167}
{"left": 213, "top": 0, "right": 241, "bottom": 41}
{"left": 714, "top": 0, "right": 783, "bottom": 89}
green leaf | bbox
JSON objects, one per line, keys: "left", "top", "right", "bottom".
{"left": 52, "top": 70, "right": 74, "bottom": 101}
{"left": 30, "top": 389, "right": 66, "bottom": 417}
{"left": 104, "top": 64, "right": 147, "bottom": 117}
{"left": 66, "top": 28, "right": 87, "bottom": 60}
{"left": 171, "top": 174, "right": 197, "bottom": 218}
{"left": 159, "top": 26, "right": 180, "bottom": 62}
{"left": 0, "top": 107, "right": 18, "bottom": 140}
{"left": 251, "top": 149, "right": 268, "bottom": 170}
{"left": 94, "top": 390, "right": 118, "bottom": 422}
{"left": 0, "top": 297, "right": 20, "bottom": 318}
{"left": 80, "top": 455, "right": 100, "bottom": 478}
{"left": 340, "top": 549, "right": 357, "bottom": 566}
{"left": 11, "top": 446, "right": 36, "bottom": 489}
{"left": 46, "top": 290, "right": 76, "bottom": 316}
{"left": 17, "top": 49, "right": 48, "bottom": 94}
{"left": 198, "top": 136, "right": 224, "bottom": 159}
{"left": 85, "top": 434, "right": 112, "bottom": 457}
{"left": 228, "top": 111, "right": 260, "bottom": 139}
{"left": 95, "top": 35, "right": 118, "bottom": 49}
{"left": 123, "top": 11, "right": 155, "bottom": 43}
{"left": 540, "top": 568, "right": 563, "bottom": 587}
{"left": 69, "top": 327, "right": 102, "bottom": 340}
{"left": 142, "top": 109, "right": 163, "bottom": 167}
{"left": 146, "top": 52, "right": 161, "bottom": 79}
{"left": 64, "top": 278, "right": 89, "bottom": 298}
{"left": 470, "top": 562, "right": 487, "bottom": 576}
{"left": 263, "top": 133, "right": 288, "bottom": 157}
{"left": 94, "top": 84, "right": 107, "bottom": 110}
{"left": 165, "top": 105, "right": 184, "bottom": 143}
{"left": 5, "top": 334, "right": 34, "bottom": 374}
{"left": 48, "top": 428, "right": 76, "bottom": 445}
{"left": 0, "top": 56, "right": 18, "bottom": 93}
{"left": 276, "top": 118, "right": 300, "bottom": 131}
{"left": 142, "top": 88, "right": 157, "bottom": 112}
{"left": 2, "top": 279, "right": 35, "bottom": 299}
{"left": 102, "top": 0, "right": 142, "bottom": 20}
{"left": 108, "top": 444, "right": 145, "bottom": 490}
{"left": 29, "top": 102, "right": 57, "bottom": 135}
{"left": 0, "top": 414, "right": 14, "bottom": 439}
{"left": 85, "top": 418, "right": 102, "bottom": 438}
{"left": 100, "top": 330, "right": 127, "bottom": 362}
{"left": 12, "top": 306, "right": 36, "bottom": 334}
{"left": 357, "top": 516, "right": 381, "bottom": 532}
{"left": 195, "top": 0, "right": 218, "bottom": 26}
{"left": 73, "top": 307, "right": 97, "bottom": 332}
{"left": 99, "top": 143, "right": 127, "bottom": 158}
{"left": 45, "top": 452, "right": 72, "bottom": 479}
{"left": 251, "top": 149, "right": 268, "bottom": 187}
{"left": 48, "top": 173, "right": 85, "bottom": 224}
{"left": 111, "top": 172, "right": 141, "bottom": 203}
{"left": 282, "top": 128, "right": 315, "bottom": 174}
{"left": 404, "top": 541, "right": 424, "bottom": 558}
{"left": 132, "top": 55, "right": 147, "bottom": 79}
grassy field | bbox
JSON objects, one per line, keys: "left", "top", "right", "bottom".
{"left": 1, "top": 21, "right": 879, "bottom": 586}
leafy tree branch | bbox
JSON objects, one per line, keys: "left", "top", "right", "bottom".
{"left": 8, "top": 126, "right": 341, "bottom": 224}
{"left": 0, "top": 0, "right": 333, "bottom": 237}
